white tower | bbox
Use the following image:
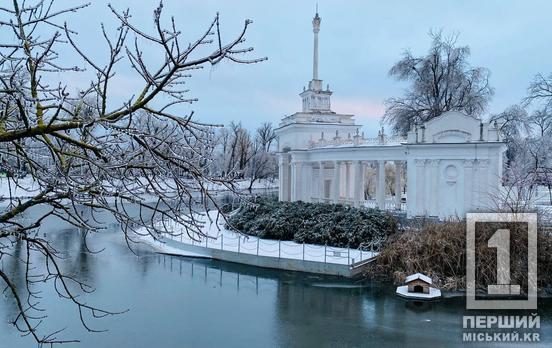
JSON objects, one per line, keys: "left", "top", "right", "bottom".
{"left": 312, "top": 11, "right": 321, "bottom": 82}
{"left": 300, "top": 10, "right": 332, "bottom": 112}
{"left": 275, "top": 10, "right": 359, "bottom": 151}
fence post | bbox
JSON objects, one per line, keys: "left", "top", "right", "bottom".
{"left": 347, "top": 246, "right": 350, "bottom": 266}
{"left": 221, "top": 234, "right": 223, "bottom": 251}
{"left": 238, "top": 235, "right": 241, "bottom": 254}
{"left": 302, "top": 243, "right": 305, "bottom": 261}
{"left": 206, "top": 237, "right": 208, "bottom": 248}
{"left": 257, "top": 238, "right": 259, "bottom": 256}
{"left": 278, "top": 240, "right": 281, "bottom": 259}
{"left": 180, "top": 234, "right": 182, "bottom": 243}
{"left": 324, "top": 243, "right": 327, "bottom": 263}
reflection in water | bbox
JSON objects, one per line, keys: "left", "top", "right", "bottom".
{"left": 156, "top": 254, "right": 279, "bottom": 297}
{"left": 275, "top": 280, "right": 367, "bottom": 347}
{"left": 1, "top": 240, "right": 26, "bottom": 326}
{"left": 0, "top": 211, "right": 551, "bottom": 347}
{"left": 404, "top": 300, "right": 433, "bottom": 313}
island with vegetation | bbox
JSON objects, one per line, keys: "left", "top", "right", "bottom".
{"left": 226, "top": 196, "right": 396, "bottom": 249}
{"left": 227, "top": 197, "right": 552, "bottom": 295}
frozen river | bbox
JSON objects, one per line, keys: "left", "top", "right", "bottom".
{"left": 1, "top": 206, "right": 552, "bottom": 347}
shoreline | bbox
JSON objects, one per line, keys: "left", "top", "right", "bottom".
{"left": 411, "top": 289, "right": 552, "bottom": 299}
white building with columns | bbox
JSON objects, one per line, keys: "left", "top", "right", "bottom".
{"left": 275, "top": 11, "right": 506, "bottom": 219}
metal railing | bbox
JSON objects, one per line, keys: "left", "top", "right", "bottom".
{"left": 309, "top": 197, "right": 407, "bottom": 211}
{"left": 158, "top": 220, "right": 380, "bottom": 266}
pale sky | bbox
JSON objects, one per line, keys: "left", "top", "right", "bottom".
{"left": 33, "top": 0, "right": 552, "bottom": 135}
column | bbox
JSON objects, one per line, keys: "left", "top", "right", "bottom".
{"left": 429, "top": 160, "right": 440, "bottom": 215}
{"left": 415, "top": 159, "right": 426, "bottom": 215}
{"left": 406, "top": 158, "right": 416, "bottom": 216}
{"left": 318, "top": 161, "right": 325, "bottom": 202}
{"left": 332, "top": 160, "right": 341, "bottom": 203}
{"left": 394, "top": 161, "right": 402, "bottom": 210}
{"left": 424, "top": 161, "right": 431, "bottom": 215}
{"left": 376, "top": 160, "right": 385, "bottom": 209}
{"left": 291, "top": 161, "right": 303, "bottom": 201}
{"left": 464, "top": 160, "right": 474, "bottom": 212}
{"left": 312, "top": 13, "right": 320, "bottom": 80}
{"left": 472, "top": 160, "right": 480, "bottom": 210}
{"left": 296, "top": 161, "right": 303, "bottom": 201}
{"left": 345, "top": 161, "right": 351, "bottom": 203}
{"left": 302, "top": 162, "right": 315, "bottom": 202}
{"left": 479, "top": 159, "right": 490, "bottom": 209}
{"left": 287, "top": 159, "right": 292, "bottom": 201}
{"left": 278, "top": 155, "right": 285, "bottom": 200}
{"left": 353, "top": 160, "right": 362, "bottom": 207}
{"left": 290, "top": 161, "right": 296, "bottom": 201}
{"left": 278, "top": 154, "right": 290, "bottom": 201}
{"left": 361, "top": 161, "right": 367, "bottom": 202}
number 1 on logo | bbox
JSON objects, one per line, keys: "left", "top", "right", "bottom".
{"left": 487, "top": 228, "right": 520, "bottom": 295}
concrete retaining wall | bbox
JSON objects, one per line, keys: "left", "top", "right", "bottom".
{"left": 159, "top": 236, "right": 359, "bottom": 277}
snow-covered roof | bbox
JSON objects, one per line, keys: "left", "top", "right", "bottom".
{"left": 405, "top": 273, "right": 432, "bottom": 284}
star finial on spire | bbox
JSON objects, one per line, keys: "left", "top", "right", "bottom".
{"left": 312, "top": 6, "right": 321, "bottom": 30}
{"left": 314, "top": 3, "right": 320, "bottom": 20}
{"left": 311, "top": 5, "right": 321, "bottom": 82}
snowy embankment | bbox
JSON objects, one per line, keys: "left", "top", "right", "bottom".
{"left": 0, "top": 177, "right": 278, "bottom": 205}
{"left": 137, "top": 211, "right": 377, "bottom": 266}
{"left": 140, "top": 233, "right": 213, "bottom": 259}
{"left": 0, "top": 177, "right": 41, "bottom": 201}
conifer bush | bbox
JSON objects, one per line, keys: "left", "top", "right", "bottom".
{"left": 227, "top": 196, "right": 397, "bottom": 248}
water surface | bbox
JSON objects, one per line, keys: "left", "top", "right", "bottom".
{"left": 1, "top": 209, "right": 551, "bottom": 347}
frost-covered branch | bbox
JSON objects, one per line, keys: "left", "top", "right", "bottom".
{"left": 0, "top": 0, "right": 265, "bottom": 344}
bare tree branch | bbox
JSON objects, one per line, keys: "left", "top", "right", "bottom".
{"left": 0, "top": 0, "right": 265, "bottom": 344}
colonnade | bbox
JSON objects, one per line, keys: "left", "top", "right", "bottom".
{"left": 280, "top": 156, "right": 404, "bottom": 210}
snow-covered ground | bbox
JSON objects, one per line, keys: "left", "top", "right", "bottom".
{"left": 211, "top": 179, "right": 278, "bottom": 192}
{"left": 0, "top": 177, "right": 277, "bottom": 205}
{"left": 141, "top": 234, "right": 213, "bottom": 259}
{"left": 138, "top": 211, "right": 377, "bottom": 266}
{"left": 0, "top": 177, "right": 40, "bottom": 200}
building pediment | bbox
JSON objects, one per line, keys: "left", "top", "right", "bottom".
{"left": 432, "top": 129, "right": 472, "bottom": 143}
{"left": 407, "top": 111, "right": 500, "bottom": 143}
{"left": 425, "top": 111, "right": 480, "bottom": 143}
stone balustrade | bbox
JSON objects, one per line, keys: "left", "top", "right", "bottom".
{"left": 307, "top": 134, "right": 406, "bottom": 149}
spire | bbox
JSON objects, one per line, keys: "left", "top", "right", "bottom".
{"left": 312, "top": 7, "right": 321, "bottom": 82}
{"left": 300, "top": 8, "right": 332, "bottom": 113}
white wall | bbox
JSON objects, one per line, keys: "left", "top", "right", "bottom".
{"left": 278, "top": 111, "right": 507, "bottom": 219}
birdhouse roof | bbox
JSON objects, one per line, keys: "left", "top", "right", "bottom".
{"left": 405, "top": 273, "right": 432, "bottom": 285}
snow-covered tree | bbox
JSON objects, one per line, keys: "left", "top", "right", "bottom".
{"left": 384, "top": 31, "right": 494, "bottom": 135}
{"left": 217, "top": 121, "right": 253, "bottom": 178}
{"left": 0, "top": 0, "right": 264, "bottom": 344}
{"left": 526, "top": 73, "right": 552, "bottom": 109}
{"left": 495, "top": 100, "right": 552, "bottom": 207}
{"left": 528, "top": 108, "right": 552, "bottom": 137}
{"left": 507, "top": 71, "right": 552, "bottom": 205}
{"left": 245, "top": 122, "right": 277, "bottom": 190}
{"left": 213, "top": 121, "right": 277, "bottom": 190}
{"left": 489, "top": 105, "right": 530, "bottom": 168}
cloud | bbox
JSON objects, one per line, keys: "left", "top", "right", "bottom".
{"left": 331, "top": 97, "right": 385, "bottom": 119}
{"left": 329, "top": 97, "right": 386, "bottom": 136}
{"left": 257, "top": 93, "right": 299, "bottom": 114}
